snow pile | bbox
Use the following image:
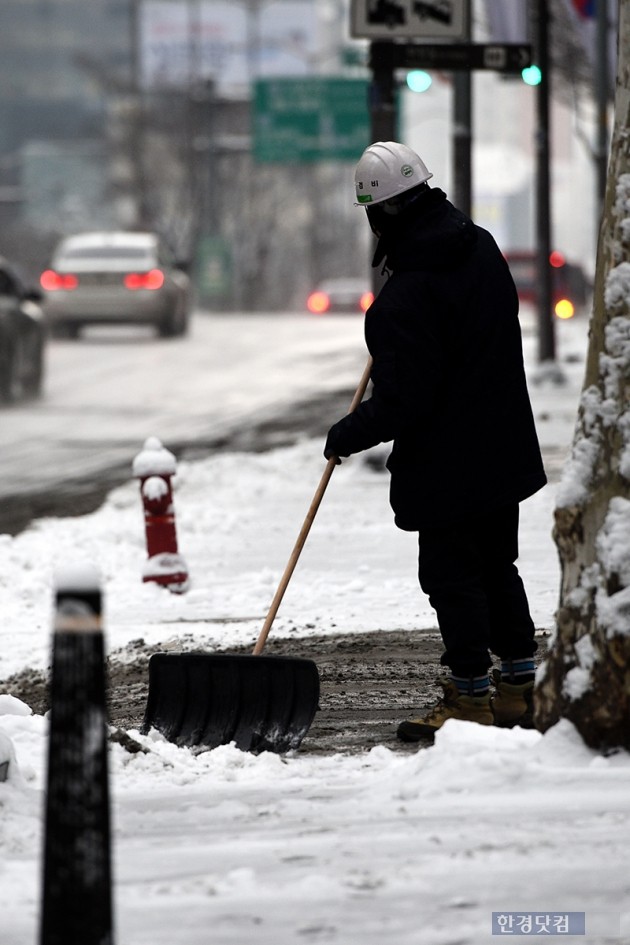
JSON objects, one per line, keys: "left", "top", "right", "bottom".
{"left": 132, "top": 436, "right": 178, "bottom": 478}
{"left": 0, "top": 317, "right": 628, "bottom": 943}
{"left": 0, "top": 445, "right": 628, "bottom": 941}
{"left": 1, "top": 696, "right": 628, "bottom": 944}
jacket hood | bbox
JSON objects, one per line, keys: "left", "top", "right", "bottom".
{"left": 371, "top": 188, "right": 478, "bottom": 272}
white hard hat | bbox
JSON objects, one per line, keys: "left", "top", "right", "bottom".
{"left": 354, "top": 141, "right": 433, "bottom": 206}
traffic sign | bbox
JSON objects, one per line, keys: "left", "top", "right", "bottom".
{"left": 351, "top": 0, "right": 470, "bottom": 41}
{"left": 381, "top": 43, "right": 532, "bottom": 73}
{"left": 253, "top": 78, "right": 370, "bottom": 163}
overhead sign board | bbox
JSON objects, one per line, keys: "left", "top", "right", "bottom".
{"left": 253, "top": 78, "right": 369, "bottom": 164}
{"left": 391, "top": 42, "right": 532, "bottom": 72}
{"left": 139, "top": 0, "right": 317, "bottom": 93}
{"left": 350, "top": 0, "right": 470, "bottom": 41}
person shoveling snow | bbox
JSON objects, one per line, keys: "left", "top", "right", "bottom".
{"left": 325, "top": 142, "right": 547, "bottom": 741}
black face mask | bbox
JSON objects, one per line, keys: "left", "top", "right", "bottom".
{"left": 367, "top": 221, "right": 392, "bottom": 269}
{"left": 366, "top": 201, "right": 406, "bottom": 268}
{"left": 365, "top": 205, "right": 382, "bottom": 236}
{"left": 365, "top": 184, "right": 428, "bottom": 237}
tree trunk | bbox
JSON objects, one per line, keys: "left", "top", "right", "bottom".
{"left": 535, "top": 5, "right": 630, "bottom": 750}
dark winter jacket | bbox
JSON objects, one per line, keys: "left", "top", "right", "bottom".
{"left": 324, "top": 188, "right": 547, "bottom": 530}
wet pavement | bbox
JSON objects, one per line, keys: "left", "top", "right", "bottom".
{"left": 0, "top": 312, "right": 367, "bottom": 534}
{"left": 0, "top": 310, "right": 583, "bottom": 536}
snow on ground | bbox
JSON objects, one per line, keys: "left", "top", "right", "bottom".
{"left": 1, "top": 317, "right": 629, "bottom": 944}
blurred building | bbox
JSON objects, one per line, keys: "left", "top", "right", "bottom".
{"left": 0, "top": 0, "right": 372, "bottom": 307}
{"left": 0, "top": 0, "right": 131, "bottom": 156}
{"left": 0, "top": 0, "right": 132, "bottom": 277}
{"left": 0, "top": 0, "right": 611, "bottom": 304}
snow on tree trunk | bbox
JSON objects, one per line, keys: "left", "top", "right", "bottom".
{"left": 535, "top": 7, "right": 630, "bottom": 750}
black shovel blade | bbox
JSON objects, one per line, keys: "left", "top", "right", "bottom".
{"left": 141, "top": 653, "right": 320, "bottom": 753}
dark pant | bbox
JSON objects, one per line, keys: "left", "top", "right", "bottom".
{"left": 417, "top": 503, "right": 537, "bottom": 678}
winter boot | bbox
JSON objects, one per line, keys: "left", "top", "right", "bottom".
{"left": 397, "top": 677, "right": 493, "bottom": 742}
{"left": 491, "top": 669, "right": 535, "bottom": 729}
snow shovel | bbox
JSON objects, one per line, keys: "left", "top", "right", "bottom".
{"left": 141, "top": 357, "right": 373, "bottom": 753}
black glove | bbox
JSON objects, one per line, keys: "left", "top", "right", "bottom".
{"left": 324, "top": 418, "right": 352, "bottom": 464}
{"left": 324, "top": 401, "right": 386, "bottom": 463}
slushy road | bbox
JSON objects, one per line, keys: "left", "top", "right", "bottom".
{"left": 0, "top": 311, "right": 367, "bottom": 533}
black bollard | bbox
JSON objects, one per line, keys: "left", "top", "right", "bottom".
{"left": 40, "top": 565, "right": 114, "bottom": 945}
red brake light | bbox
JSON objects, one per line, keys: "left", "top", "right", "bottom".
{"left": 40, "top": 270, "right": 78, "bottom": 291}
{"left": 124, "top": 268, "right": 165, "bottom": 290}
{"left": 360, "top": 291, "right": 374, "bottom": 313}
{"left": 307, "top": 291, "right": 330, "bottom": 314}
{"left": 549, "top": 250, "right": 566, "bottom": 268}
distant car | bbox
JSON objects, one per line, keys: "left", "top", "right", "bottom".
{"left": 0, "top": 257, "right": 47, "bottom": 404}
{"left": 306, "top": 278, "right": 374, "bottom": 315}
{"left": 41, "top": 231, "right": 191, "bottom": 338}
{"left": 504, "top": 250, "right": 591, "bottom": 321}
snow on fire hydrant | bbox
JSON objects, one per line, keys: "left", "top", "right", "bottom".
{"left": 132, "top": 436, "right": 189, "bottom": 593}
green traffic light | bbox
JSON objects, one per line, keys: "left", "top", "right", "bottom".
{"left": 406, "top": 70, "right": 432, "bottom": 93}
{"left": 522, "top": 65, "right": 542, "bottom": 86}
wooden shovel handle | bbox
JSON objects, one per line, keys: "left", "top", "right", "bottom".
{"left": 252, "top": 356, "right": 373, "bottom": 656}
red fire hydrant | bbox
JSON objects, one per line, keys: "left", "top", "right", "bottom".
{"left": 132, "top": 436, "right": 189, "bottom": 593}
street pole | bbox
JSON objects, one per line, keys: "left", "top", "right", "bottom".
{"left": 368, "top": 41, "right": 397, "bottom": 294}
{"left": 452, "top": 71, "right": 472, "bottom": 217}
{"left": 534, "top": 0, "right": 556, "bottom": 364}
{"left": 128, "top": 0, "right": 148, "bottom": 226}
{"left": 452, "top": 0, "right": 472, "bottom": 217}
{"left": 595, "top": 0, "right": 609, "bottom": 232}
{"left": 368, "top": 41, "right": 397, "bottom": 143}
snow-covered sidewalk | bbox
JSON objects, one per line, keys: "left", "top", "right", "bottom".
{"left": 1, "top": 317, "right": 628, "bottom": 944}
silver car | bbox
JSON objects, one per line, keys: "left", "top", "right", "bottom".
{"left": 41, "top": 231, "right": 191, "bottom": 338}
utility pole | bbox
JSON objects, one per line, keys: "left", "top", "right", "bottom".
{"left": 594, "top": 0, "right": 610, "bottom": 231}
{"left": 368, "top": 40, "right": 397, "bottom": 294}
{"left": 452, "top": 0, "right": 472, "bottom": 217}
{"left": 534, "top": 0, "right": 556, "bottom": 365}
{"left": 368, "top": 42, "right": 397, "bottom": 146}
{"left": 452, "top": 73, "right": 472, "bottom": 217}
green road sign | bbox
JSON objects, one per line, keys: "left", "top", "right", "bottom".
{"left": 253, "top": 77, "right": 370, "bottom": 164}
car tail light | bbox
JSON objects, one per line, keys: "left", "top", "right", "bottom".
{"left": 555, "top": 298, "right": 575, "bottom": 320}
{"left": 307, "top": 291, "right": 330, "bottom": 314}
{"left": 549, "top": 250, "right": 566, "bottom": 268}
{"left": 360, "top": 291, "right": 374, "bottom": 313}
{"left": 40, "top": 270, "right": 78, "bottom": 291}
{"left": 124, "top": 269, "right": 165, "bottom": 290}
